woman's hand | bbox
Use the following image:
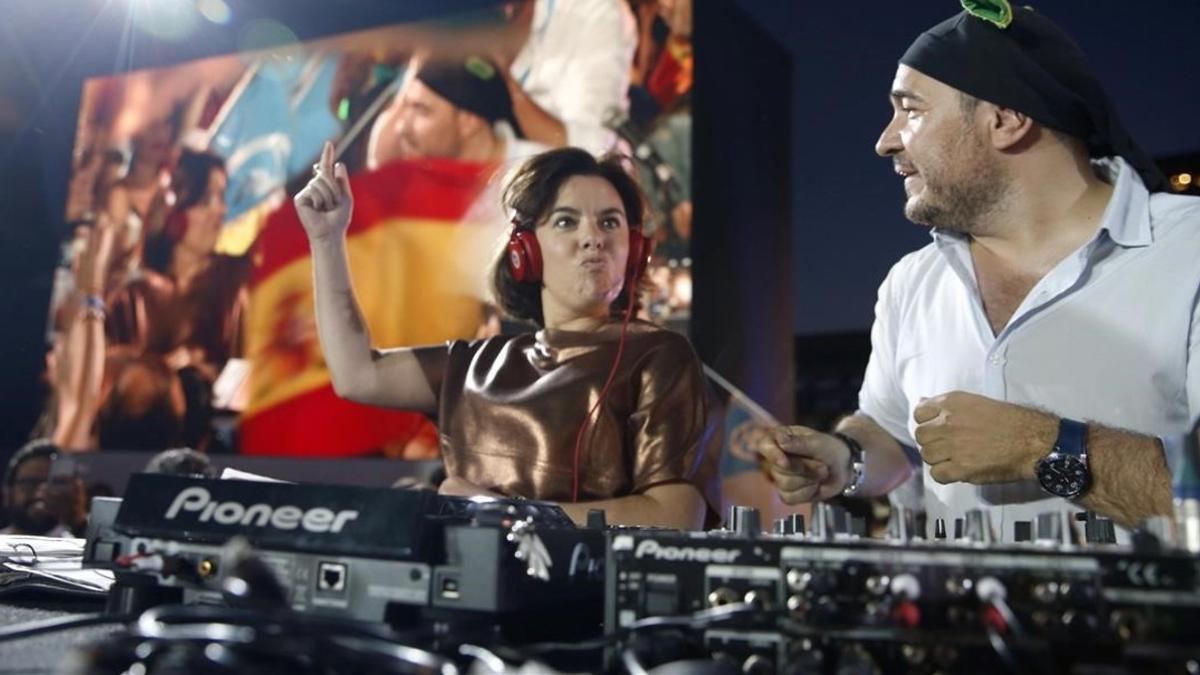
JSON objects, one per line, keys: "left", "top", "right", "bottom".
{"left": 438, "top": 476, "right": 504, "bottom": 499}
{"left": 294, "top": 141, "right": 353, "bottom": 243}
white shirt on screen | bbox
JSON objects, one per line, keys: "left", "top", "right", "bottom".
{"left": 509, "top": 0, "right": 636, "bottom": 155}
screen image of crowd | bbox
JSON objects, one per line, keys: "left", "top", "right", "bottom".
{"left": 39, "top": 0, "right": 695, "bottom": 463}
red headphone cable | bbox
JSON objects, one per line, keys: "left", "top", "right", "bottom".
{"left": 570, "top": 282, "right": 638, "bottom": 503}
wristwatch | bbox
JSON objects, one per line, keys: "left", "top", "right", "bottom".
{"left": 833, "top": 432, "right": 866, "bottom": 497}
{"left": 1035, "top": 418, "right": 1091, "bottom": 499}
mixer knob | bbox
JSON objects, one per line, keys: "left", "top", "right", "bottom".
{"left": 890, "top": 573, "right": 921, "bottom": 601}
{"left": 811, "top": 502, "right": 835, "bottom": 540}
{"left": 1110, "top": 609, "right": 1148, "bottom": 642}
{"left": 742, "top": 654, "right": 774, "bottom": 675}
{"left": 934, "top": 518, "right": 947, "bottom": 539}
{"left": 886, "top": 505, "right": 916, "bottom": 542}
{"left": 865, "top": 574, "right": 892, "bottom": 596}
{"left": 1032, "top": 581, "right": 1060, "bottom": 604}
{"left": 743, "top": 590, "right": 771, "bottom": 609}
{"left": 1037, "top": 511, "right": 1083, "bottom": 545}
{"left": 892, "top": 600, "right": 921, "bottom": 629}
{"left": 786, "top": 594, "right": 805, "bottom": 613}
{"left": 773, "top": 513, "right": 806, "bottom": 536}
{"left": 728, "top": 505, "right": 762, "bottom": 537}
{"left": 1082, "top": 511, "right": 1118, "bottom": 545}
{"left": 974, "top": 576, "right": 1007, "bottom": 602}
{"left": 964, "top": 509, "right": 995, "bottom": 544}
{"left": 945, "top": 576, "right": 974, "bottom": 597}
{"left": 707, "top": 587, "right": 740, "bottom": 607}
{"left": 786, "top": 569, "right": 812, "bottom": 592}
{"left": 1036, "top": 511, "right": 1065, "bottom": 544}
{"left": 900, "top": 644, "right": 928, "bottom": 665}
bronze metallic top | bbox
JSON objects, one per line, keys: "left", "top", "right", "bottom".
{"left": 415, "top": 320, "right": 718, "bottom": 511}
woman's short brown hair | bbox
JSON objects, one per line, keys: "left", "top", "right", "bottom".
{"left": 491, "top": 147, "right": 648, "bottom": 327}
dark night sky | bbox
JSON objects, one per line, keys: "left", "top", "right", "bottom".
{"left": 734, "top": 1, "right": 1200, "bottom": 334}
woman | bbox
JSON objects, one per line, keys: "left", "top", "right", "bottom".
{"left": 98, "top": 150, "right": 247, "bottom": 451}
{"left": 296, "top": 142, "right": 715, "bottom": 529}
{"left": 109, "top": 149, "right": 248, "bottom": 383}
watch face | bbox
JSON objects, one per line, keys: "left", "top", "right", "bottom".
{"left": 1037, "top": 455, "right": 1090, "bottom": 498}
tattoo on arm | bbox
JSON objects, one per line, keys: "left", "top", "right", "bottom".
{"left": 342, "top": 291, "right": 366, "bottom": 335}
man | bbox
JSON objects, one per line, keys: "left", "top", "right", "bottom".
{"left": 1, "top": 439, "right": 86, "bottom": 537}
{"left": 495, "top": 0, "right": 636, "bottom": 154}
{"left": 761, "top": 3, "right": 1200, "bottom": 542}
{"left": 367, "top": 56, "right": 544, "bottom": 169}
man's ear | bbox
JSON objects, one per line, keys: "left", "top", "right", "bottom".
{"left": 456, "top": 111, "right": 487, "bottom": 139}
{"left": 984, "top": 103, "right": 1036, "bottom": 151}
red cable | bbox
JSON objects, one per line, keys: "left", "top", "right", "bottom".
{"left": 571, "top": 285, "right": 637, "bottom": 503}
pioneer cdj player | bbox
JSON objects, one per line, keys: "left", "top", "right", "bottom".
{"left": 85, "top": 474, "right": 605, "bottom": 643}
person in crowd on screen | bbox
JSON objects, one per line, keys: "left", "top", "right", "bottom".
{"left": 143, "top": 447, "right": 218, "bottom": 478}
{"left": 367, "top": 55, "right": 545, "bottom": 169}
{"left": 1, "top": 440, "right": 87, "bottom": 537}
{"left": 99, "top": 109, "right": 184, "bottom": 281}
{"left": 49, "top": 214, "right": 199, "bottom": 452}
{"left": 107, "top": 149, "right": 248, "bottom": 386}
{"left": 50, "top": 151, "right": 240, "bottom": 452}
{"left": 367, "top": 55, "right": 548, "bottom": 343}
{"left": 295, "top": 142, "right": 717, "bottom": 529}
{"left": 757, "top": 5, "right": 1200, "bottom": 541}
{"left": 493, "top": 0, "right": 637, "bottom": 154}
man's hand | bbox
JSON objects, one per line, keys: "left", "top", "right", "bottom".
{"left": 294, "top": 141, "right": 353, "bottom": 243}
{"left": 913, "top": 391, "right": 1057, "bottom": 485}
{"left": 756, "top": 425, "right": 851, "bottom": 504}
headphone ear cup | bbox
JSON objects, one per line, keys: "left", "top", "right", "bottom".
{"left": 624, "top": 231, "right": 652, "bottom": 291}
{"left": 165, "top": 211, "right": 188, "bottom": 242}
{"left": 506, "top": 228, "right": 542, "bottom": 283}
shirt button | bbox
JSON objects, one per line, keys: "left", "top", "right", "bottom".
{"left": 989, "top": 355, "right": 1003, "bottom": 365}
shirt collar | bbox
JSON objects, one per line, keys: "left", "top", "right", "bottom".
{"left": 1091, "top": 156, "right": 1153, "bottom": 248}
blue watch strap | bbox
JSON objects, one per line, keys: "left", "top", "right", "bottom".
{"left": 1056, "top": 418, "right": 1088, "bottom": 457}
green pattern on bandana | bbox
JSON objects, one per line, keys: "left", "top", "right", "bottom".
{"left": 465, "top": 56, "right": 496, "bottom": 81}
{"left": 960, "top": 0, "right": 1014, "bottom": 29}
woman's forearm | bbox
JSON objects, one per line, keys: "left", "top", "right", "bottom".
{"left": 309, "top": 237, "right": 436, "bottom": 411}
{"left": 310, "top": 237, "right": 377, "bottom": 400}
{"left": 557, "top": 483, "right": 706, "bottom": 530}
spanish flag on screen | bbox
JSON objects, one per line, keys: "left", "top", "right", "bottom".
{"left": 240, "top": 157, "right": 497, "bottom": 456}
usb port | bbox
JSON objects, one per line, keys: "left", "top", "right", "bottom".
{"left": 441, "top": 577, "right": 460, "bottom": 599}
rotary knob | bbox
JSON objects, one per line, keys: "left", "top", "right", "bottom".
{"left": 728, "top": 505, "right": 762, "bottom": 538}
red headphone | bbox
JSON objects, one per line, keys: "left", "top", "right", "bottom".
{"left": 164, "top": 210, "right": 189, "bottom": 242}
{"left": 506, "top": 216, "right": 652, "bottom": 291}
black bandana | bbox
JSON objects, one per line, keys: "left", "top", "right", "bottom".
{"left": 416, "top": 57, "right": 525, "bottom": 138}
{"left": 900, "top": 4, "right": 1166, "bottom": 191}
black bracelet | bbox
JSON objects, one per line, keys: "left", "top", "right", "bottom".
{"left": 832, "top": 432, "right": 866, "bottom": 496}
